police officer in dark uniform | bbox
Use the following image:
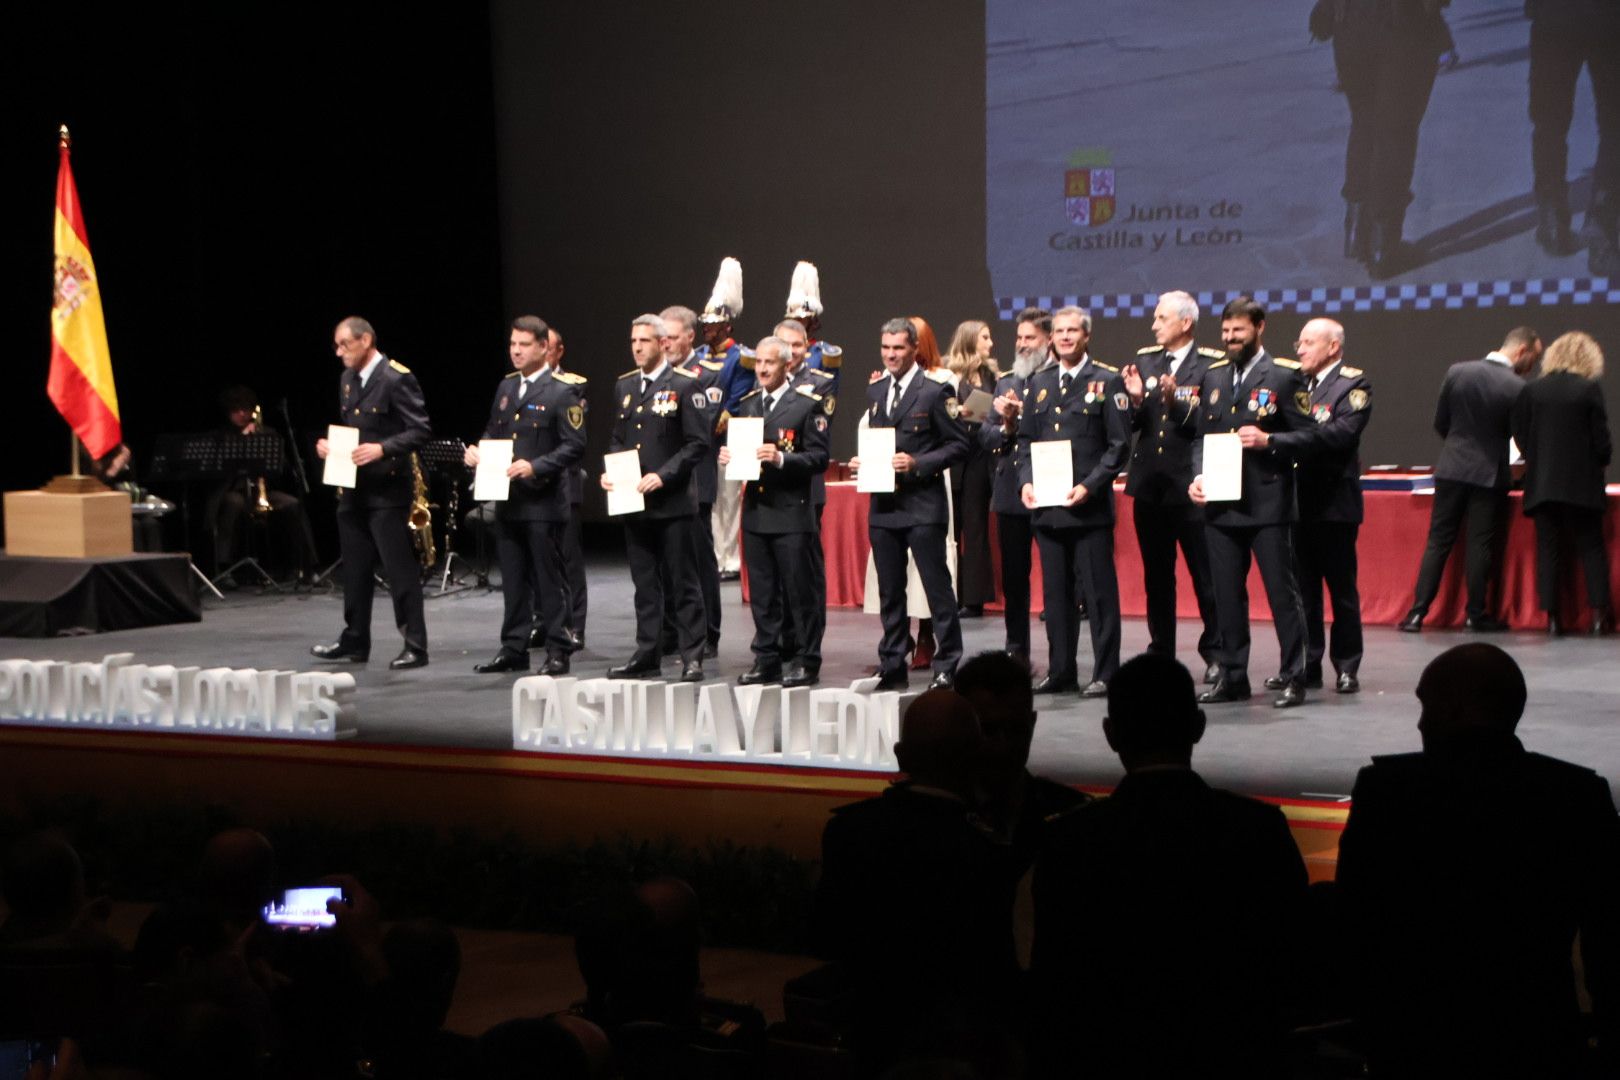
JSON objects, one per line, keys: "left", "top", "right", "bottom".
{"left": 602, "top": 313, "right": 711, "bottom": 681}
{"left": 312, "top": 316, "right": 432, "bottom": 669}
{"left": 1189, "top": 298, "right": 1316, "bottom": 708}
{"left": 1120, "top": 291, "right": 1223, "bottom": 684}
{"left": 854, "top": 318, "right": 971, "bottom": 691}
{"left": 697, "top": 258, "right": 756, "bottom": 583}
{"left": 983, "top": 307, "right": 1052, "bottom": 661}
{"left": 1262, "top": 318, "right": 1372, "bottom": 694}
{"left": 465, "top": 315, "right": 586, "bottom": 676}
{"left": 718, "top": 336, "right": 830, "bottom": 687}
{"left": 1016, "top": 306, "right": 1131, "bottom": 698}
{"left": 776, "top": 317, "right": 836, "bottom": 648}
{"left": 541, "top": 327, "right": 588, "bottom": 653}
{"left": 662, "top": 305, "right": 725, "bottom": 659}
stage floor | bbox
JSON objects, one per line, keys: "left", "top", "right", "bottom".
{"left": 4, "top": 560, "right": 1618, "bottom": 804}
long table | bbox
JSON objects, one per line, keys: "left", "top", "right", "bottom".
{"left": 797, "top": 481, "right": 1620, "bottom": 630}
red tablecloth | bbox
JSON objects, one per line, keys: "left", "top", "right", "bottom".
{"left": 781, "top": 481, "right": 1620, "bottom": 630}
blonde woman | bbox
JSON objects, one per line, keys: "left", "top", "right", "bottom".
{"left": 945, "top": 320, "right": 1000, "bottom": 616}
{"left": 1512, "top": 331, "right": 1613, "bottom": 635}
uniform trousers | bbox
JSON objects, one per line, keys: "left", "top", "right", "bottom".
{"left": 1034, "top": 524, "right": 1120, "bottom": 685}
{"left": 1206, "top": 522, "right": 1307, "bottom": 683}
{"left": 1531, "top": 503, "right": 1611, "bottom": 614}
{"left": 1296, "top": 520, "right": 1363, "bottom": 677}
{"left": 1133, "top": 499, "right": 1221, "bottom": 663}
{"left": 496, "top": 517, "right": 568, "bottom": 659}
{"left": 554, "top": 506, "right": 587, "bottom": 635}
{"left": 869, "top": 522, "right": 961, "bottom": 676}
{"left": 693, "top": 504, "right": 722, "bottom": 647}
{"left": 744, "top": 530, "right": 823, "bottom": 669}
{"left": 996, "top": 512, "right": 1034, "bottom": 654}
{"left": 1529, "top": 16, "right": 1620, "bottom": 203}
{"left": 713, "top": 480, "right": 743, "bottom": 574}
{"left": 780, "top": 504, "right": 827, "bottom": 656}
{"left": 629, "top": 516, "right": 705, "bottom": 665}
{"left": 336, "top": 503, "right": 427, "bottom": 654}
{"left": 1411, "top": 480, "right": 1508, "bottom": 620}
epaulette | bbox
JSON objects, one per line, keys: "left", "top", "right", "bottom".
{"left": 738, "top": 347, "right": 756, "bottom": 370}
{"left": 388, "top": 359, "right": 411, "bottom": 373}
{"left": 619, "top": 367, "right": 641, "bottom": 379}
{"left": 1197, "top": 347, "right": 1225, "bottom": 359}
{"left": 698, "top": 359, "right": 724, "bottom": 372}
{"left": 1136, "top": 345, "right": 1160, "bottom": 355}
{"left": 819, "top": 344, "right": 843, "bottom": 368}
{"left": 1091, "top": 361, "right": 1119, "bottom": 372}
{"left": 795, "top": 385, "right": 823, "bottom": 402}
{"left": 739, "top": 388, "right": 761, "bottom": 401}
{"left": 1273, "top": 357, "right": 1301, "bottom": 369}
{"left": 672, "top": 366, "right": 698, "bottom": 379}
{"left": 1206, "top": 358, "right": 1230, "bottom": 369}
{"left": 925, "top": 367, "right": 955, "bottom": 384}
{"left": 808, "top": 367, "right": 833, "bottom": 379}
{"left": 503, "top": 370, "right": 521, "bottom": 379}
{"left": 553, "top": 370, "right": 587, "bottom": 385}
{"left": 1340, "top": 365, "right": 1363, "bottom": 378}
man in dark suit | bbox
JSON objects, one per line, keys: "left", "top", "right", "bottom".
{"left": 982, "top": 307, "right": 1051, "bottom": 661}
{"left": 601, "top": 314, "right": 711, "bottom": 682}
{"left": 312, "top": 317, "right": 432, "bottom": 670}
{"left": 464, "top": 315, "right": 585, "bottom": 676}
{"left": 1189, "top": 297, "right": 1315, "bottom": 707}
{"left": 1401, "top": 327, "right": 1542, "bottom": 632}
{"left": 718, "top": 336, "right": 829, "bottom": 687}
{"left": 661, "top": 305, "right": 724, "bottom": 659}
{"left": 1336, "top": 643, "right": 1620, "bottom": 1077}
{"left": 774, "top": 317, "right": 835, "bottom": 657}
{"left": 1259, "top": 318, "right": 1372, "bottom": 693}
{"left": 852, "top": 318, "right": 971, "bottom": 691}
{"left": 1016, "top": 305, "right": 1131, "bottom": 697}
{"left": 1120, "top": 290, "right": 1223, "bottom": 684}
{"left": 544, "top": 327, "right": 588, "bottom": 653}
{"left": 1030, "top": 653, "right": 1309, "bottom": 1077}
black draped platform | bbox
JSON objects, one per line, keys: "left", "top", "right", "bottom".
{"left": 0, "top": 552, "right": 201, "bottom": 636}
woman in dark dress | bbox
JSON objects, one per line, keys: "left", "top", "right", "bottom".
{"left": 944, "top": 320, "right": 999, "bottom": 617}
{"left": 1513, "top": 331, "right": 1613, "bottom": 635}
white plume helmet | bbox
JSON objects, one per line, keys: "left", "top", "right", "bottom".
{"left": 784, "top": 260, "right": 824, "bottom": 317}
{"left": 700, "top": 256, "right": 744, "bottom": 323}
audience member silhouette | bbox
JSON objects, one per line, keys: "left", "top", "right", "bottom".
{"left": 196, "top": 827, "right": 276, "bottom": 939}
{"left": 1336, "top": 642, "right": 1620, "bottom": 1078}
{"left": 369, "top": 918, "right": 476, "bottom": 1079}
{"left": 1030, "top": 653, "right": 1309, "bottom": 1078}
{"left": 0, "top": 829, "right": 116, "bottom": 951}
{"left": 476, "top": 1013, "right": 614, "bottom": 1079}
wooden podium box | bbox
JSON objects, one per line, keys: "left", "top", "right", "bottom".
{"left": 4, "top": 490, "right": 133, "bottom": 558}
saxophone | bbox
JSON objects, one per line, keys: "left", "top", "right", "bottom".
{"left": 250, "top": 405, "right": 272, "bottom": 516}
{"left": 409, "top": 453, "right": 436, "bottom": 567}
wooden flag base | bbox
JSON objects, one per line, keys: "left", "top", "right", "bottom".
{"left": 43, "top": 474, "right": 108, "bottom": 495}
{"left": 4, "top": 487, "right": 132, "bottom": 558}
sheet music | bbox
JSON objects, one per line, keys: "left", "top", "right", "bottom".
{"left": 473, "top": 439, "right": 514, "bottom": 501}
{"left": 322, "top": 425, "right": 359, "bottom": 488}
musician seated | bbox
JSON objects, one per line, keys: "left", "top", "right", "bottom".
{"left": 209, "top": 385, "right": 317, "bottom": 586}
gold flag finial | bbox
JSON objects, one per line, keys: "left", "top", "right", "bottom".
{"left": 59, "top": 124, "right": 71, "bottom": 149}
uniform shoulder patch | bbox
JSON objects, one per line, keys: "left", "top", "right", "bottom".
{"left": 1197, "top": 347, "right": 1225, "bottom": 359}
{"left": 619, "top": 367, "right": 641, "bottom": 379}
{"left": 809, "top": 367, "right": 833, "bottom": 380}
{"left": 388, "top": 359, "right": 411, "bottom": 373}
{"left": 1348, "top": 388, "right": 1369, "bottom": 412}
{"left": 945, "top": 397, "right": 961, "bottom": 419}
{"left": 818, "top": 344, "right": 843, "bottom": 368}
{"left": 738, "top": 348, "right": 756, "bottom": 370}
{"left": 794, "top": 385, "right": 822, "bottom": 401}
{"left": 671, "top": 366, "right": 698, "bottom": 379}
{"left": 1136, "top": 345, "right": 1160, "bottom": 355}
{"left": 739, "top": 388, "right": 761, "bottom": 401}
{"left": 925, "top": 368, "right": 955, "bottom": 385}
{"left": 502, "top": 370, "right": 521, "bottom": 379}
{"left": 1206, "top": 358, "right": 1230, "bottom": 369}
{"left": 1273, "top": 356, "right": 1301, "bottom": 369}
{"left": 1340, "top": 365, "right": 1364, "bottom": 378}
{"left": 554, "top": 370, "right": 587, "bottom": 385}
{"left": 698, "top": 359, "right": 724, "bottom": 371}
{"left": 1092, "top": 361, "right": 1119, "bottom": 372}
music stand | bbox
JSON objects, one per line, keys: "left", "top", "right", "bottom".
{"left": 212, "top": 432, "right": 288, "bottom": 592}
{"left": 147, "top": 433, "right": 229, "bottom": 600}
{"left": 416, "top": 437, "right": 483, "bottom": 597}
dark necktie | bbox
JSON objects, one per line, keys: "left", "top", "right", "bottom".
{"left": 640, "top": 376, "right": 651, "bottom": 397}
{"left": 889, "top": 379, "right": 902, "bottom": 421}
{"left": 1061, "top": 371, "right": 1073, "bottom": 397}
{"left": 517, "top": 377, "right": 532, "bottom": 402}
{"left": 764, "top": 391, "right": 778, "bottom": 417}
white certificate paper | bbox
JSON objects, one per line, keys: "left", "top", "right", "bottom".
{"left": 725, "top": 417, "right": 765, "bottom": 481}
{"left": 474, "top": 439, "right": 514, "bottom": 501}
{"left": 1030, "top": 440, "right": 1074, "bottom": 507}
{"left": 857, "top": 427, "right": 896, "bottom": 493}
{"left": 1201, "top": 433, "right": 1244, "bottom": 501}
{"left": 604, "top": 450, "right": 646, "bottom": 515}
{"left": 322, "top": 425, "right": 359, "bottom": 487}
{"left": 958, "top": 387, "right": 996, "bottom": 425}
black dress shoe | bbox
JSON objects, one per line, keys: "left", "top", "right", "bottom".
{"left": 473, "top": 652, "right": 528, "bottom": 674}
{"left": 703, "top": 643, "right": 720, "bottom": 660}
{"left": 528, "top": 626, "right": 545, "bottom": 650}
{"left": 957, "top": 604, "right": 984, "bottom": 619}
{"left": 609, "top": 659, "right": 660, "bottom": 679}
{"left": 311, "top": 642, "right": 368, "bottom": 663}
{"left": 1079, "top": 680, "right": 1108, "bottom": 698}
{"left": 1199, "top": 678, "right": 1251, "bottom": 704}
{"left": 1304, "top": 668, "right": 1324, "bottom": 690}
{"left": 1547, "top": 613, "right": 1563, "bottom": 637}
{"left": 1397, "top": 610, "right": 1424, "bottom": 633}
{"left": 874, "top": 670, "right": 909, "bottom": 691}
{"left": 390, "top": 648, "right": 428, "bottom": 670}
{"left": 540, "top": 655, "right": 570, "bottom": 676}
{"left": 737, "top": 663, "right": 782, "bottom": 686}
{"left": 1336, "top": 672, "right": 1360, "bottom": 694}
{"left": 1465, "top": 615, "right": 1509, "bottom": 633}
{"left": 1592, "top": 614, "right": 1611, "bottom": 637}
{"left": 1273, "top": 682, "right": 1306, "bottom": 709}
{"left": 1203, "top": 662, "right": 1220, "bottom": 685}
{"left": 782, "top": 666, "right": 819, "bottom": 689}
{"left": 928, "top": 670, "right": 955, "bottom": 690}
{"left": 1033, "top": 674, "right": 1078, "bottom": 695}
{"left": 1263, "top": 674, "right": 1288, "bottom": 691}
{"left": 566, "top": 629, "right": 585, "bottom": 653}
{"left": 679, "top": 660, "right": 704, "bottom": 682}
{"left": 1005, "top": 645, "right": 1029, "bottom": 662}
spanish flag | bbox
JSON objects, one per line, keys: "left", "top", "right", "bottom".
{"left": 48, "top": 126, "right": 121, "bottom": 460}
